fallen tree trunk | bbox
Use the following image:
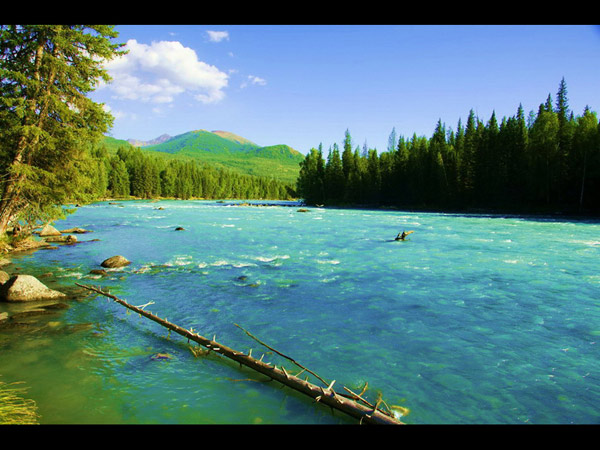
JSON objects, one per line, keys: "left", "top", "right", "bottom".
{"left": 76, "top": 283, "right": 404, "bottom": 425}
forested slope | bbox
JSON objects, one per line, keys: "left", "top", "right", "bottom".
{"left": 297, "top": 79, "right": 600, "bottom": 215}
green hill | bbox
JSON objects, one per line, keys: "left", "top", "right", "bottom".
{"left": 141, "top": 130, "right": 304, "bottom": 183}
{"left": 99, "top": 130, "right": 304, "bottom": 184}
{"left": 144, "top": 129, "right": 255, "bottom": 154}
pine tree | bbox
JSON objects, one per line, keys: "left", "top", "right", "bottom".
{"left": 476, "top": 111, "right": 500, "bottom": 205}
{"left": 392, "top": 135, "right": 411, "bottom": 205}
{"left": 0, "top": 25, "right": 124, "bottom": 233}
{"left": 555, "top": 78, "right": 575, "bottom": 201}
{"left": 324, "top": 144, "right": 345, "bottom": 204}
{"left": 529, "top": 104, "right": 560, "bottom": 205}
{"left": 387, "top": 127, "right": 397, "bottom": 153}
{"left": 297, "top": 147, "right": 325, "bottom": 204}
{"left": 571, "top": 107, "right": 600, "bottom": 211}
{"left": 365, "top": 148, "right": 381, "bottom": 204}
{"left": 341, "top": 129, "right": 355, "bottom": 181}
{"left": 460, "top": 110, "right": 479, "bottom": 203}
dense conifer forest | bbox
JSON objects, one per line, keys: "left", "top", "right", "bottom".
{"left": 297, "top": 79, "right": 600, "bottom": 215}
{"left": 87, "top": 144, "right": 297, "bottom": 201}
{"left": 2, "top": 24, "right": 597, "bottom": 240}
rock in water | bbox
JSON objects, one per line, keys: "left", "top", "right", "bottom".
{"left": 0, "top": 274, "right": 67, "bottom": 302}
{"left": 45, "top": 234, "right": 77, "bottom": 243}
{"left": 60, "top": 227, "right": 92, "bottom": 234}
{"left": 89, "top": 269, "right": 108, "bottom": 276}
{"left": 101, "top": 255, "right": 131, "bottom": 268}
{"left": 39, "top": 224, "right": 61, "bottom": 236}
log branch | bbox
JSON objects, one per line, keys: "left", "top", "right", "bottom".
{"left": 75, "top": 283, "right": 404, "bottom": 425}
{"left": 234, "top": 323, "right": 330, "bottom": 388}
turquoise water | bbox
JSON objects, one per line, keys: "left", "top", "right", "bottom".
{"left": 1, "top": 200, "right": 599, "bottom": 424}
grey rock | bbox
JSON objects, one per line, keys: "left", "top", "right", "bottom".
{"left": 0, "top": 274, "right": 66, "bottom": 302}
{"left": 39, "top": 224, "right": 61, "bottom": 236}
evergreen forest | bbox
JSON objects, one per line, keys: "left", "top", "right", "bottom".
{"left": 88, "top": 144, "right": 297, "bottom": 202}
{"left": 0, "top": 25, "right": 296, "bottom": 237}
{"left": 2, "top": 24, "right": 599, "bottom": 242}
{"left": 297, "top": 79, "right": 600, "bottom": 215}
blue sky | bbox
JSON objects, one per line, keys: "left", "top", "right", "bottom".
{"left": 92, "top": 25, "right": 600, "bottom": 155}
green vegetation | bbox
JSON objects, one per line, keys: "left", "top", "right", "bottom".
{"left": 298, "top": 79, "right": 600, "bottom": 215}
{"left": 0, "top": 25, "right": 125, "bottom": 235}
{"left": 0, "top": 26, "right": 298, "bottom": 236}
{"left": 2, "top": 25, "right": 597, "bottom": 242}
{"left": 90, "top": 143, "right": 296, "bottom": 201}
{"left": 142, "top": 130, "right": 304, "bottom": 184}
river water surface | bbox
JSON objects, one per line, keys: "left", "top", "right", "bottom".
{"left": 0, "top": 200, "right": 599, "bottom": 424}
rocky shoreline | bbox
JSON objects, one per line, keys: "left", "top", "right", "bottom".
{"left": 0, "top": 223, "right": 129, "bottom": 331}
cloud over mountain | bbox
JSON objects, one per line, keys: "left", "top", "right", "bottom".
{"left": 103, "top": 39, "right": 229, "bottom": 104}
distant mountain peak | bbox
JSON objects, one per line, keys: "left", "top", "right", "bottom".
{"left": 103, "top": 129, "right": 303, "bottom": 184}
{"left": 211, "top": 130, "right": 258, "bottom": 147}
{"left": 127, "top": 134, "right": 172, "bottom": 147}
{"left": 128, "top": 130, "right": 260, "bottom": 149}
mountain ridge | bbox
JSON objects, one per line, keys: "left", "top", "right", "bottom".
{"left": 104, "top": 129, "right": 304, "bottom": 184}
{"left": 127, "top": 133, "right": 172, "bottom": 147}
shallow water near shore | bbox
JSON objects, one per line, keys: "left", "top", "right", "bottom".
{"left": 1, "top": 199, "right": 599, "bottom": 424}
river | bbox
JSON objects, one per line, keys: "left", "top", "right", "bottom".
{"left": 0, "top": 200, "right": 598, "bottom": 424}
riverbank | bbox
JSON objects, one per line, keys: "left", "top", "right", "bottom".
{"left": 0, "top": 234, "right": 74, "bottom": 424}
{"left": 303, "top": 201, "right": 600, "bottom": 223}
{"left": 0, "top": 224, "right": 100, "bottom": 325}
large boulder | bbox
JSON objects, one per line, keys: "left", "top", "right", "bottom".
{"left": 101, "top": 255, "right": 131, "bottom": 268}
{"left": 0, "top": 274, "right": 66, "bottom": 302}
{"left": 39, "top": 224, "right": 61, "bottom": 237}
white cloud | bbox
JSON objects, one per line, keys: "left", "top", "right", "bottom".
{"left": 105, "top": 105, "right": 136, "bottom": 121}
{"left": 240, "top": 75, "right": 267, "bottom": 89}
{"left": 249, "top": 75, "right": 267, "bottom": 86}
{"left": 103, "top": 39, "right": 229, "bottom": 105}
{"left": 206, "top": 30, "right": 229, "bottom": 42}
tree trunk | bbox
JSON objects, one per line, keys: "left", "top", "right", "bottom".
{"left": 76, "top": 283, "right": 405, "bottom": 425}
{"left": 0, "top": 40, "right": 58, "bottom": 235}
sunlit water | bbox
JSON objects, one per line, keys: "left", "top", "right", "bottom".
{"left": 1, "top": 200, "right": 599, "bottom": 424}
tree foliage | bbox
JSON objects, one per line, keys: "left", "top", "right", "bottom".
{"left": 0, "top": 25, "right": 297, "bottom": 235}
{"left": 297, "top": 79, "right": 600, "bottom": 214}
{"left": 0, "top": 25, "right": 124, "bottom": 233}
{"left": 95, "top": 145, "right": 296, "bottom": 202}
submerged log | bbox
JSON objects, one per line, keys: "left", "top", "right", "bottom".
{"left": 75, "top": 283, "right": 404, "bottom": 425}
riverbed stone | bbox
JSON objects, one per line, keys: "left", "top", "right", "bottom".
{"left": 39, "top": 224, "right": 61, "bottom": 236}
{"left": 60, "top": 227, "right": 92, "bottom": 234}
{"left": 44, "top": 234, "right": 77, "bottom": 244}
{"left": 101, "top": 255, "right": 131, "bottom": 268}
{"left": 0, "top": 274, "right": 67, "bottom": 302}
{"left": 89, "top": 269, "right": 108, "bottom": 276}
